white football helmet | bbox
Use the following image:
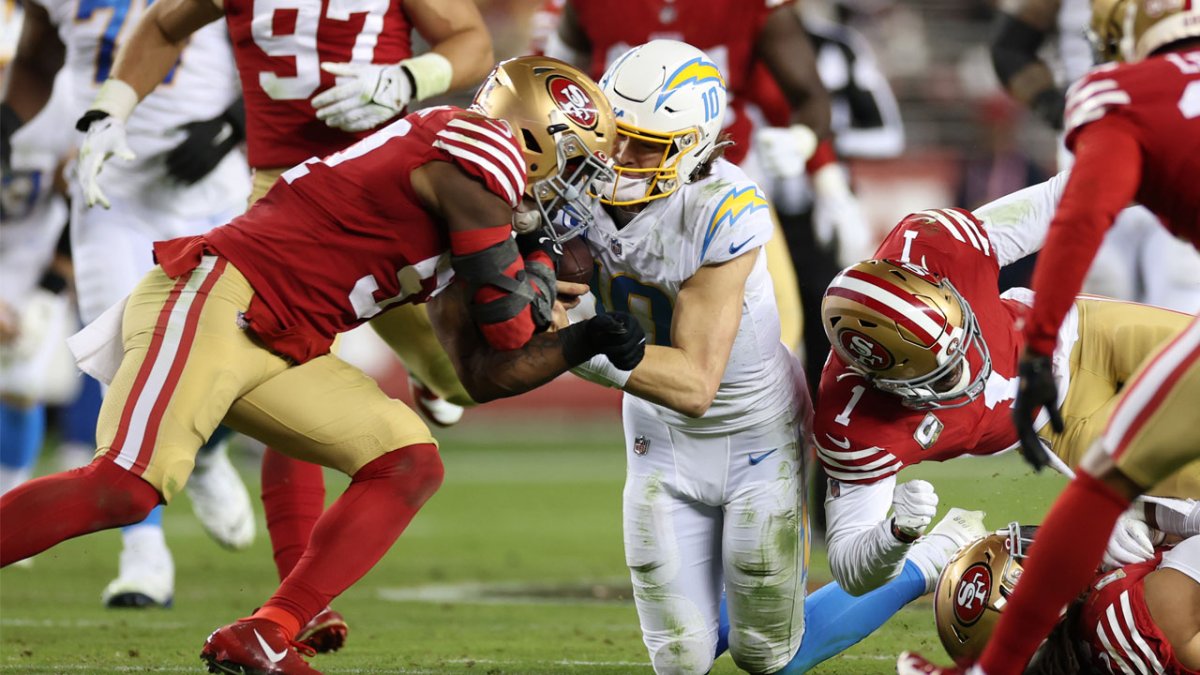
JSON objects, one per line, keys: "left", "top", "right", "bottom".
{"left": 596, "top": 39, "right": 728, "bottom": 206}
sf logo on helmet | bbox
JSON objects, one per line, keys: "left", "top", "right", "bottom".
{"left": 839, "top": 329, "right": 894, "bottom": 370}
{"left": 547, "top": 76, "right": 598, "bottom": 129}
{"left": 953, "top": 563, "right": 992, "bottom": 626}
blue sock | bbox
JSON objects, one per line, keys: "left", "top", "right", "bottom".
{"left": 125, "top": 504, "right": 164, "bottom": 532}
{"left": 61, "top": 375, "right": 102, "bottom": 446}
{"left": 0, "top": 402, "right": 45, "bottom": 478}
{"left": 714, "top": 561, "right": 927, "bottom": 673}
{"left": 779, "top": 561, "right": 926, "bottom": 673}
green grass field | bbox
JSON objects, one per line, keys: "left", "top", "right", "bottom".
{"left": 0, "top": 419, "right": 1067, "bottom": 674}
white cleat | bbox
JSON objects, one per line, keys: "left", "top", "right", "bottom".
{"left": 906, "top": 508, "right": 988, "bottom": 593}
{"left": 410, "top": 376, "right": 464, "bottom": 427}
{"left": 103, "top": 526, "right": 175, "bottom": 608}
{"left": 186, "top": 443, "right": 256, "bottom": 551}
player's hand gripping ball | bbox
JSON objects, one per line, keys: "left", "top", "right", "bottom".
{"left": 556, "top": 236, "right": 594, "bottom": 285}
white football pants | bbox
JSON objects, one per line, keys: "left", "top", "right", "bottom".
{"left": 621, "top": 396, "right": 809, "bottom": 675}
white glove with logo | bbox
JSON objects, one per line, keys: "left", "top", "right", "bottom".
{"left": 77, "top": 115, "right": 135, "bottom": 209}
{"left": 812, "top": 163, "right": 873, "bottom": 267}
{"left": 312, "top": 62, "right": 414, "bottom": 133}
{"left": 908, "top": 507, "right": 989, "bottom": 593}
{"left": 753, "top": 125, "right": 818, "bottom": 180}
{"left": 1103, "top": 509, "right": 1161, "bottom": 570}
{"left": 892, "top": 479, "right": 939, "bottom": 541}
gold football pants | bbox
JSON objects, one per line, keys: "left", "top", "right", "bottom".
{"left": 1040, "top": 297, "right": 1199, "bottom": 498}
{"left": 97, "top": 258, "right": 435, "bottom": 501}
{"left": 1101, "top": 312, "right": 1200, "bottom": 494}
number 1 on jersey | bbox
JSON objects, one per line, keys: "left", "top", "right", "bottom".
{"left": 834, "top": 385, "right": 866, "bottom": 426}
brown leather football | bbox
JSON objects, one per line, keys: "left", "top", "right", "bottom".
{"left": 556, "top": 236, "right": 594, "bottom": 286}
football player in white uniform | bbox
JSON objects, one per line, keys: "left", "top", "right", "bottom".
{"left": 566, "top": 40, "right": 983, "bottom": 675}
{"left": 8, "top": 0, "right": 255, "bottom": 607}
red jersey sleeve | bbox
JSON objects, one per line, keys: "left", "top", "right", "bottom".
{"left": 431, "top": 112, "right": 529, "bottom": 209}
{"left": 1024, "top": 121, "right": 1143, "bottom": 355}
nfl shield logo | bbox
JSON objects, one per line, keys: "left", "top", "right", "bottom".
{"left": 610, "top": 237, "right": 623, "bottom": 256}
{"left": 633, "top": 435, "right": 650, "bottom": 455}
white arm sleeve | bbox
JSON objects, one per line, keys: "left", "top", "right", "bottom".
{"left": 825, "top": 475, "right": 914, "bottom": 595}
{"left": 1160, "top": 535, "right": 1200, "bottom": 584}
{"left": 571, "top": 354, "right": 631, "bottom": 389}
{"left": 972, "top": 170, "right": 1070, "bottom": 267}
{"left": 1147, "top": 497, "right": 1200, "bottom": 538}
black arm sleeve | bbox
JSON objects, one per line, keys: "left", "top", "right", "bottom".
{"left": 990, "top": 13, "right": 1049, "bottom": 86}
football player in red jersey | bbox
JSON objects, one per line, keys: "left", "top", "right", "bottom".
{"left": 0, "top": 57, "right": 646, "bottom": 675}
{"left": 74, "top": 0, "right": 493, "bottom": 648}
{"left": 897, "top": 1, "right": 1200, "bottom": 674}
{"left": 813, "top": 175, "right": 1200, "bottom": 601}
{"left": 932, "top": 528, "right": 1200, "bottom": 675}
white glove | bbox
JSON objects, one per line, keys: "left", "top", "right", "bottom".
{"left": 812, "top": 163, "right": 873, "bottom": 267}
{"left": 311, "top": 62, "right": 413, "bottom": 132}
{"left": 907, "top": 507, "right": 988, "bottom": 593}
{"left": 1103, "top": 509, "right": 1161, "bottom": 570}
{"left": 753, "top": 125, "right": 818, "bottom": 180}
{"left": 892, "top": 479, "right": 939, "bottom": 540}
{"left": 77, "top": 115, "right": 135, "bottom": 209}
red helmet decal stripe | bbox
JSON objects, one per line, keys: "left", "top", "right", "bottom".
{"left": 828, "top": 283, "right": 945, "bottom": 354}
{"left": 843, "top": 269, "right": 947, "bottom": 323}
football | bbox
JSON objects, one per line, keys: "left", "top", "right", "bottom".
{"left": 556, "top": 236, "right": 595, "bottom": 286}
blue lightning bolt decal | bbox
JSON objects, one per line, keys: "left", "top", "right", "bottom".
{"left": 654, "top": 57, "right": 726, "bottom": 111}
{"left": 701, "top": 186, "right": 768, "bottom": 261}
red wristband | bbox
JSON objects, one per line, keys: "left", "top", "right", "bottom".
{"left": 806, "top": 138, "right": 837, "bottom": 174}
{"left": 448, "top": 224, "right": 512, "bottom": 256}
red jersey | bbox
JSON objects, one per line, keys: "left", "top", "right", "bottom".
{"left": 1024, "top": 49, "right": 1200, "bottom": 355}
{"left": 815, "top": 209, "right": 1029, "bottom": 484}
{"left": 570, "top": 0, "right": 790, "bottom": 164}
{"left": 154, "top": 107, "right": 527, "bottom": 364}
{"left": 1079, "top": 551, "right": 1200, "bottom": 675}
{"left": 222, "top": 0, "right": 414, "bottom": 169}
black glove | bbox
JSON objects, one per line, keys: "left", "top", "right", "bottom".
{"left": 1012, "top": 349, "right": 1064, "bottom": 472}
{"left": 165, "top": 99, "right": 245, "bottom": 184}
{"left": 515, "top": 230, "right": 563, "bottom": 268}
{"left": 586, "top": 312, "right": 646, "bottom": 371}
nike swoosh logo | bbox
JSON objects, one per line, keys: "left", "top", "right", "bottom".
{"left": 824, "top": 435, "right": 851, "bottom": 449}
{"left": 728, "top": 237, "right": 755, "bottom": 255}
{"left": 748, "top": 449, "right": 777, "bottom": 466}
{"left": 253, "top": 629, "right": 289, "bottom": 664}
